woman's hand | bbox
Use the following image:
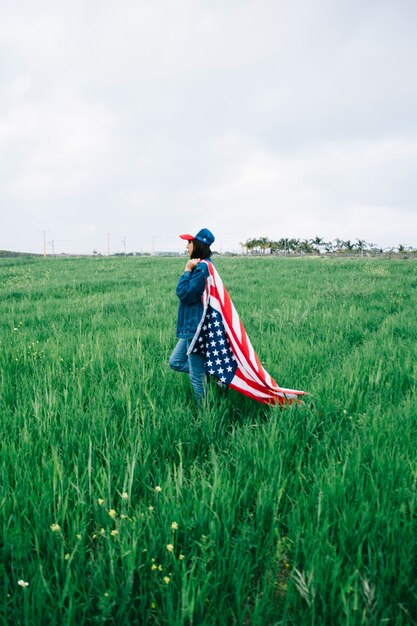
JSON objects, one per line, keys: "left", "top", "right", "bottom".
{"left": 185, "top": 258, "right": 201, "bottom": 272}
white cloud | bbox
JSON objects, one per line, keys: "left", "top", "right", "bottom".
{"left": 1, "top": 0, "right": 417, "bottom": 253}
{"left": 205, "top": 138, "right": 417, "bottom": 246}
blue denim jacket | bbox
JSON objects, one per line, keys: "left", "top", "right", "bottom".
{"left": 175, "top": 260, "right": 212, "bottom": 338}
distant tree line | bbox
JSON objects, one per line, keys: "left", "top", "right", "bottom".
{"left": 239, "top": 237, "right": 417, "bottom": 256}
{"left": 0, "top": 250, "right": 39, "bottom": 258}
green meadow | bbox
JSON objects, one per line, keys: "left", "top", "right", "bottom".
{"left": 0, "top": 255, "right": 416, "bottom": 625}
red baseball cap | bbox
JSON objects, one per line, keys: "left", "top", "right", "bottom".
{"left": 179, "top": 228, "right": 215, "bottom": 246}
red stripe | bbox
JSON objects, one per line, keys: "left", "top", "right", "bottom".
{"left": 229, "top": 381, "right": 286, "bottom": 405}
{"left": 208, "top": 265, "right": 280, "bottom": 389}
{"left": 233, "top": 369, "right": 280, "bottom": 399}
{"left": 231, "top": 375, "right": 296, "bottom": 405}
{"left": 222, "top": 289, "right": 234, "bottom": 328}
{"left": 204, "top": 263, "right": 304, "bottom": 404}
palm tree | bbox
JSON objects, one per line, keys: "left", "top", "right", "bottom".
{"left": 244, "top": 238, "right": 257, "bottom": 254}
{"left": 355, "top": 239, "right": 368, "bottom": 257}
{"left": 288, "top": 238, "right": 300, "bottom": 254}
{"left": 257, "top": 237, "right": 272, "bottom": 254}
{"left": 310, "top": 236, "right": 325, "bottom": 254}
{"left": 341, "top": 240, "right": 355, "bottom": 253}
{"left": 270, "top": 240, "right": 281, "bottom": 255}
{"left": 297, "top": 239, "right": 313, "bottom": 255}
{"left": 278, "top": 238, "right": 290, "bottom": 256}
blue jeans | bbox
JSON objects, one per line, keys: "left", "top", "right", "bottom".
{"left": 169, "top": 338, "right": 206, "bottom": 403}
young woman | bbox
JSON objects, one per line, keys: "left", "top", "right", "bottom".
{"left": 169, "top": 228, "right": 214, "bottom": 403}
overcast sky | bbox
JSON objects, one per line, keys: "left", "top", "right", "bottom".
{"left": 1, "top": 0, "right": 417, "bottom": 254}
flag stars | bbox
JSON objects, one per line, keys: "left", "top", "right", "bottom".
{"left": 189, "top": 303, "right": 237, "bottom": 386}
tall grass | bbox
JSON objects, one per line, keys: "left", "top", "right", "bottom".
{"left": 0, "top": 256, "right": 416, "bottom": 625}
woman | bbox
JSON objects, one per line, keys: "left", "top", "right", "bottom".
{"left": 169, "top": 228, "right": 215, "bottom": 403}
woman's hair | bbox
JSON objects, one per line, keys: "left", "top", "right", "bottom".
{"left": 190, "top": 239, "right": 212, "bottom": 259}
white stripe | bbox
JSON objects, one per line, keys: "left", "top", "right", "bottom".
{"left": 210, "top": 295, "right": 268, "bottom": 386}
{"left": 213, "top": 266, "right": 225, "bottom": 305}
{"left": 230, "top": 375, "right": 286, "bottom": 400}
{"left": 206, "top": 287, "right": 260, "bottom": 383}
{"left": 209, "top": 271, "right": 304, "bottom": 397}
{"left": 248, "top": 339, "right": 257, "bottom": 369}
{"left": 231, "top": 303, "right": 242, "bottom": 341}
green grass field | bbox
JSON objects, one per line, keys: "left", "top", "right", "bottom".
{"left": 1, "top": 255, "right": 416, "bottom": 625}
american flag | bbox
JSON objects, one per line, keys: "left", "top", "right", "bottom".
{"left": 188, "top": 261, "right": 305, "bottom": 405}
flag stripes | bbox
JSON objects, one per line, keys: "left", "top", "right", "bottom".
{"left": 189, "top": 261, "right": 305, "bottom": 405}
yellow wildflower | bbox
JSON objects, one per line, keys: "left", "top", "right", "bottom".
{"left": 166, "top": 544, "right": 174, "bottom": 553}
{"left": 110, "top": 530, "right": 118, "bottom": 537}
{"left": 148, "top": 506, "right": 154, "bottom": 512}
{"left": 171, "top": 521, "right": 178, "bottom": 530}
{"left": 64, "top": 553, "right": 70, "bottom": 560}
{"left": 108, "top": 509, "right": 117, "bottom": 519}
{"left": 121, "top": 492, "right": 129, "bottom": 500}
{"left": 100, "top": 528, "right": 106, "bottom": 536}
{"left": 76, "top": 534, "right": 82, "bottom": 540}
{"left": 50, "top": 523, "right": 61, "bottom": 532}
{"left": 163, "top": 576, "right": 170, "bottom": 584}
{"left": 179, "top": 554, "right": 185, "bottom": 560}
{"left": 97, "top": 498, "right": 104, "bottom": 506}
{"left": 151, "top": 564, "right": 158, "bottom": 571}
{"left": 17, "top": 580, "right": 29, "bottom": 587}
{"left": 155, "top": 486, "right": 162, "bottom": 493}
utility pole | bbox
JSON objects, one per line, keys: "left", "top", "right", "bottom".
{"left": 106, "top": 233, "right": 110, "bottom": 256}
{"left": 42, "top": 230, "right": 47, "bottom": 257}
{"left": 152, "top": 236, "right": 156, "bottom": 256}
{"left": 48, "top": 240, "right": 55, "bottom": 257}
{"left": 122, "top": 237, "right": 127, "bottom": 256}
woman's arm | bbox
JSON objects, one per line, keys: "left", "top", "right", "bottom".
{"left": 176, "top": 262, "right": 209, "bottom": 304}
